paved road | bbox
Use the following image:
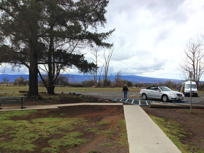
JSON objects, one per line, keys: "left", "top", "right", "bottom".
{"left": 185, "top": 96, "right": 204, "bottom": 104}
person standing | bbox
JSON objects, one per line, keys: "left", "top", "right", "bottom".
{"left": 122, "top": 84, "right": 129, "bottom": 99}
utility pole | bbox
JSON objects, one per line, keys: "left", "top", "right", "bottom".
{"left": 189, "top": 71, "right": 193, "bottom": 112}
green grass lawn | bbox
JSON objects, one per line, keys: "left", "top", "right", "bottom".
{"left": 0, "top": 106, "right": 128, "bottom": 153}
{"left": 0, "top": 110, "right": 87, "bottom": 153}
{"left": 150, "top": 115, "right": 204, "bottom": 153}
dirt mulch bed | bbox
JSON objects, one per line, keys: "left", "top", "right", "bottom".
{"left": 143, "top": 107, "right": 204, "bottom": 152}
{"left": 1, "top": 105, "right": 129, "bottom": 153}
{"left": 0, "top": 93, "right": 111, "bottom": 108}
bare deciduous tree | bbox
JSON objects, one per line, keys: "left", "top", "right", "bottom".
{"left": 91, "top": 47, "right": 99, "bottom": 84}
{"left": 114, "top": 71, "right": 123, "bottom": 87}
{"left": 103, "top": 49, "right": 113, "bottom": 86}
{"left": 182, "top": 39, "right": 204, "bottom": 85}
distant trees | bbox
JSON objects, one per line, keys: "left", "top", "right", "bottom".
{"left": 89, "top": 48, "right": 114, "bottom": 87}
{"left": 182, "top": 39, "right": 204, "bottom": 85}
{"left": 55, "top": 76, "right": 69, "bottom": 86}
{"left": 114, "top": 72, "right": 123, "bottom": 86}
{"left": 0, "top": 0, "right": 113, "bottom": 96}
{"left": 113, "top": 72, "right": 133, "bottom": 87}
{"left": 14, "top": 77, "right": 28, "bottom": 86}
{"left": 1, "top": 77, "right": 9, "bottom": 86}
{"left": 82, "top": 80, "right": 96, "bottom": 87}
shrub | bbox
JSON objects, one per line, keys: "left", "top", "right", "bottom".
{"left": 82, "top": 80, "right": 96, "bottom": 87}
{"left": 113, "top": 79, "right": 133, "bottom": 87}
{"left": 14, "top": 77, "right": 28, "bottom": 86}
{"left": 56, "top": 76, "right": 69, "bottom": 86}
{"left": 103, "top": 79, "right": 112, "bottom": 87}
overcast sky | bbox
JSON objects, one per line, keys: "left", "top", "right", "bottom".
{"left": 1, "top": 0, "right": 204, "bottom": 80}
{"left": 104, "top": 0, "right": 204, "bottom": 80}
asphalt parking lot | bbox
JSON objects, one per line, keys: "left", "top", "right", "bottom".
{"left": 184, "top": 96, "right": 204, "bottom": 104}
{"left": 79, "top": 91, "right": 204, "bottom": 105}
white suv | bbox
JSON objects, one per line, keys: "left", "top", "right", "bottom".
{"left": 140, "top": 86, "right": 184, "bottom": 102}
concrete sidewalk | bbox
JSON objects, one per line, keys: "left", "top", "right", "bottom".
{"left": 124, "top": 105, "right": 181, "bottom": 153}
{"left": 0, "top": 103, "right": 122, "bottom": 112}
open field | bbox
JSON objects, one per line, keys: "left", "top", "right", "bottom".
{"left": 0, "top": 105, "right": 129, "bottom": 153}
{"left": 0, "top": 85, "right": 139, "bottom": 96}
{"left": 0, "top": 86, "right": 140, "bottom": 102}
{"left": 143, "top": 107, "right": 204, "bottom": 153}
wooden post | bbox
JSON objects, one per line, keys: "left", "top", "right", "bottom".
{"left": 21, "top": 97, "right": 25, "bottom": 109}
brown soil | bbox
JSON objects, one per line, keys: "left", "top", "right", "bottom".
{"left": 11, "top": 105, "right": 129, "bottom": 153}
{"left": 143, "top": 107, "right": 204, "bottom": 152}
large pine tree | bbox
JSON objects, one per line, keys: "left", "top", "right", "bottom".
{"left": 0, "top": 0, "right": 44, "bottom": 97}
{"left": 0, "top": 0, "right": 113, "bottom": 96}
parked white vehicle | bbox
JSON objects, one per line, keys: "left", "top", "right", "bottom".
{"left": 180, "top": 81, "right": 198, "bottom": 97}
{"left": 140, "top": 86, "right": 184, "bottom": 102}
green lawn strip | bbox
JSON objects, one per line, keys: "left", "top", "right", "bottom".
{"left": 97, "top": 119, "right": 111, "bottom": 126}
{"left": 0, "top": 110, "right": 37, "bottom": 120}
{"left": 0, "top": 86, "right": 42, "bottom": 96}
{"left": 150, "top": 115, "right": 191, "bottom": 153}
{"left": 0, "top": 110, "right": 87, "bottom": 152}
{"left": 99, "top": 119, "right": 128, "bottom": 147}
{"left": 43, "top": 132, "right": 86, "bottom": 153}
{"left": 0, "top": 86, "right": 140, "bottom": 96}
{"left": 0, "top": 110, "right": 38, "bottom": 152}
{"left": 117, "top": 119, "right": 129, "bottom": 147}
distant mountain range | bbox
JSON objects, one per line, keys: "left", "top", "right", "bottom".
{"left": 0, "top": 74, "right": 182, "bottom": 83}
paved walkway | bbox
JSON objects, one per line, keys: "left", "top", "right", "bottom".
{"left": 1, "top": 103, "right": 181, "bottom": 153}
{"left": 124, "top": 105, "right": 181, "bottom": 153}
{"left": 0, "top": 103, "right": 122, "bottom": 112}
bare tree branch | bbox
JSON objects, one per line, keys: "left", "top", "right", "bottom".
{"left": 182, "top": 39, "right": 204, "bottom": 85}
{"left": 103, "top": 49, "right": 113, "bottom": 86}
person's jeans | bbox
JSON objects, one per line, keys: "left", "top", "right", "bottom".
{"left": 124, "top": 91, "right": 128, "bottom": 99}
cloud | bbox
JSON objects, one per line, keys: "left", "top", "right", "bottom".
{"left": 136, "top": 61, "right": 166, "bottom": 73}
{"left": 109, "top": 55, "right": 166, "bottom": 75}
{"left": 102, "top": 0, "right": 204, "bottom": 79}
{"left": 0, "top": 64, "right": 28, "bottom": 74}
{"left": 155, "top": 30, "right": 170, "bottom": 43}
{"left": 146, "top": 0, "right": 187, "bottom": 23}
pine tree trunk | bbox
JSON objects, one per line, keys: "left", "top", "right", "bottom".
{"left": 46, "top": 34, "right": 56, "bottom": 95}
{"left": 28, "top": 51, "right": 39, "bottom": 97}
{"left": 47, "top": 84, "right": 55, "bottom": 95}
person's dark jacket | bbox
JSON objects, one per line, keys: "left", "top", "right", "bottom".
{"left": 122, "top": 86, "right": 128, "bottom": 92}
